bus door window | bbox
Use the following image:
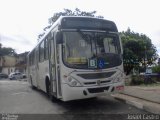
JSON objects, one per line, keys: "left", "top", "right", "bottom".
{"left": 39, "top": 41, "right": 45, "bottom": 62}
{"left": 44, "top": 38, "right": 49, "bottom": 60}
{"left": 49, "top": 35, "right": 57, "bottom": 94}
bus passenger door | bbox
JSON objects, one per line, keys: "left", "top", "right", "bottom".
{"left": 32, "top": 50, "right": 38, "bottom": 87}
{"left": 49, "top": 38, "right": 57, "bottom": 97}
{"left": 35, "top": 47, "right": 40, "bottom": 88}
{"left": 55, "top": 44, "right": 62, "bottom": 98}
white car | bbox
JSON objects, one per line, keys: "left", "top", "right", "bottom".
{"left": 9, "top": 72, "right": 23, "bottom": 80}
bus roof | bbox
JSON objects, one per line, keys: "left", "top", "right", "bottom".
{"left": 59, "top": 16, "right": 118, "bottom": 32}
{"left": 28, "top": 16, "right": 118, "bottom": 54}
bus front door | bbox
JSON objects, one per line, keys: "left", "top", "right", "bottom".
{"left": 50, "top": 38, "right": 57, "bottom": 97}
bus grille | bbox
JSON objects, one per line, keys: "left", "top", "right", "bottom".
{"left": 87, "top": 86, "right": 109, "bottom": 93}
{"left": 84, "top": 80, "right": 111, "bottom": 85}
{"left": 77, "top": 72, "right": 115, "bottom": 79}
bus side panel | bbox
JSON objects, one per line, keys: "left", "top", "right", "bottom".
{"left": 35, "top": 47, "right": 40, "bottom": 89}
{"left": 28, "top": 50, "right": 38, "bottom": 87}
{"left": 30, "top": 65, "right": 37, "bottom": 87}
{"left": 38, "top": 60, "right": 49, "bottom": 92}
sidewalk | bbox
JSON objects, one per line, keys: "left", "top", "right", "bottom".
{"left": 112, "top": 86, "right": 160, "bottom": 114}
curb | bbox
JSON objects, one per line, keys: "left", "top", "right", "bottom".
{"left": 112, "top": 94, "right": 160, "bottom": 114}
{"left": 126, "top": 100, "right": 143, "bottom": 109}
{"left": 121, "top": 91, "right": 160, "bottom": 104}
{"left": 113, "top": 95, "right": 144, "bottom": 109}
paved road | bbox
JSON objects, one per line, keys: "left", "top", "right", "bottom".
{"left": 0, "top": 80, "right": 149, "bottom": 120}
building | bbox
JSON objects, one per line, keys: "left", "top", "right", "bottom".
{"left": 15, "top": 52, "right": 28, "bottom": 73}
{"left": 0, "top": 52, "right": 29, "bottom": 75}
{"left": 0, "top": 56, "right": 4, "bottom": 72}
{"left": 0, "top": 55, "right": 16, "bottom": 74}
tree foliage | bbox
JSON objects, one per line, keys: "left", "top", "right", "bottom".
{"left": 38, "top": 8, "right": 103, "bottom": 40}
{"left": 120, "top": 28, "right": 158, "bottom": 75}
{"left": 0, "top": 43, "right": 17, "bottom": 56}
{"left": 48, "top": 8, "right": 103, "bottom": 25}
{"left": 0, "top": 43, "right": 17, "bottom": 72}
{"left": 152, "top": 65, "right": 160, "bottom": 73}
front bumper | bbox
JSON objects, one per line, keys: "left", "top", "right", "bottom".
{"left": 61, "top": 82, "right": 124, "bottom": 101}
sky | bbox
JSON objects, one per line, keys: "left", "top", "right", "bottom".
{"left": 0, "top": 0, "right": 160, "bottom": 56}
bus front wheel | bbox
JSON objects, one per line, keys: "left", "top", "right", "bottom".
{"left": 46, "top": 79, "right": 55, "bottom": 101}
{"left": 30, "top": 77, "right": 36, "bottom": 89}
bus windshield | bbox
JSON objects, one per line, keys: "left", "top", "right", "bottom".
{"left": 62, "top": 31, "right": 122, "bottom": 69}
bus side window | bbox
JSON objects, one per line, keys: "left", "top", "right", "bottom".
{"left": 44, "top": 38, "right": 49, "bottom": 60}
{"left": 36, "top": 47, "right": 39, "bottom": 65}
{"left": 30, "top": 51, "right": 35, "bottom": 66}
{"left": 33, "top": 50, "right": 36, "bottom": 65}
{"left": 39, "top": 41, "right": 45, "bottom": 62}
{"left": 29, "top": 53, "right": 31, "bottom": 66}
{"left": 31, "top": 50, "right": 35, "bottom": 65}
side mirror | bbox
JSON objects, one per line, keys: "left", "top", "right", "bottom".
{"left": 56, "top": 32, "right": 63, "bottom": 44}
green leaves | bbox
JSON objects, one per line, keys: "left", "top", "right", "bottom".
{"left": 0, "top": 44, "right": 16, "bottom": 56}
{"left": 49, "top": 8, "right": 103, "bottom": 25}
{"left": 120, "top": 28, "right": 158, "bottom": 74}
{"left": 152, "top": 66, "right": 160, "bottom": 73}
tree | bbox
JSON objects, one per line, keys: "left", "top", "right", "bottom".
{"left": 0, "top": 46, "right": 16, "bottom": 56}
{"left": 120, "top": 28, "right": 158, "bottom": 75}
{"left": 49, "top": 8, "right": 103, "bottom": 25}
{"left": 38, "top": 8, "right": 103, "bottom": 40}
{"left": 0, "top": 43, "right": 17, "bottom": 72}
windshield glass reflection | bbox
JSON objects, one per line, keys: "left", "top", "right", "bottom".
{"left": 62, "top": 31, "right": 122, "bottom": 69}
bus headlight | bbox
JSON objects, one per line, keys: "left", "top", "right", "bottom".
{"left": 67, "top": 77, "right": 82, "bottom": 87}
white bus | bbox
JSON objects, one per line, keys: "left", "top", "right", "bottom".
{"left": 27, "top": 16, "right": 124, "bottom": 101}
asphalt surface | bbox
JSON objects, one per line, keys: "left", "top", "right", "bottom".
{"left": 0, "top": 80, "right": 150, "bottom": 120}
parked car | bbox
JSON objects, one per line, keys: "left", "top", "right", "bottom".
{"left": 0, "top": 73, "right": 8, "bottom": 79}
{"left": 9, "top": 72, "right": 23, "bottom": 80}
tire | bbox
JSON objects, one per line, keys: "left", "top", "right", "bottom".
{"left": 46, "top": 81, "right": 50, "bottom": 96}
{"left": 46, "top": 80, "right": 56, "bottom": 101}
{"left": 30, "top": 77, "right": 35, "bottom": 89}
